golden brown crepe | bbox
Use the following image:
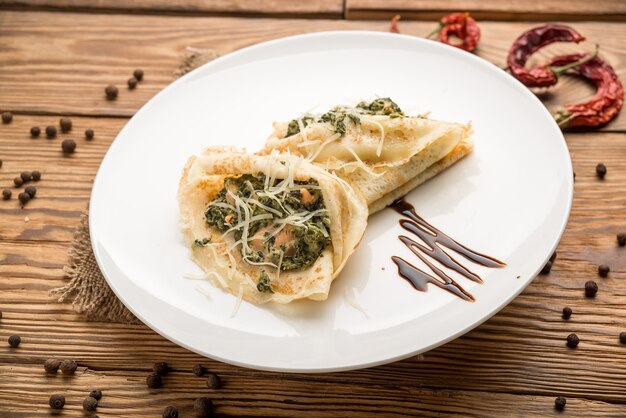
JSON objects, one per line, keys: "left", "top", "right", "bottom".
{"left": 178, "top": 147, "right": 368, "bottom": 304}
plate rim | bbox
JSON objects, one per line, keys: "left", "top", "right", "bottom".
{"left": 89, "top": 30, "right": 573, "bottom": 372}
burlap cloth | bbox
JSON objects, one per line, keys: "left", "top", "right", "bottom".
{"left": 51, "top": 47, "right": 218, "bottom": 324}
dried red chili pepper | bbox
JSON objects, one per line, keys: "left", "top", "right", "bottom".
{"left": 427, "top": 13, "right": 480, "bottom": 52}
{"left": 390, "top": 15, "right": 401, "bottom": 33}
{"left": 545, "top": 53, "right": 624, "bottom": 128}
{"left": 507, "top": 24, "right": 585, "bottom": 88}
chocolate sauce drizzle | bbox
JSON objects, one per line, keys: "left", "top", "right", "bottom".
{"left": 390, "top": 198, "right": 506, "bottom": 301}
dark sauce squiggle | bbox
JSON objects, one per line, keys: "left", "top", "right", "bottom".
{"left": 390, "top": 198, "right": 506, "bottom": 301}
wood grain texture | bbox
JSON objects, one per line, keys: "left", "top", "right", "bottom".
{"left": 0, "top": 12, "right": 625, "bottom": 132}
{"left": 0, "top": 0, "right": 344, "bottom": 18}
{"left": 345, "top": 0, "right": 626, "bottom": 21}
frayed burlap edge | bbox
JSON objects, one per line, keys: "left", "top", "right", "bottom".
{"left": 52, "top": 47, "right": 218, "bottom": 323}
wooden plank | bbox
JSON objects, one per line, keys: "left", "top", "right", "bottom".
{"left": 1, "top": 366, "right": 624, "bottom": 417}
{"left": 345, "top": 0, "right": 626, "bottom": 21}
{"left": 0, "top": 12, "right": 625, "bottom": 131}
{"left": 0, "top": 0, "right": 343, "bottom": 18}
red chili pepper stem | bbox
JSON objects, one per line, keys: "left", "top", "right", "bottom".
{"left": 554, "top": 109, "right": 576, "bottom": 128}
{"left": 425, "top": 22, "right": 445, "bottom": 39}
{"left": 548, "top": 45, "right": 599, "bottom": 77}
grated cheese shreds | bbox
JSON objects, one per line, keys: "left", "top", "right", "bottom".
{"left": 360, "top": 116, "right": 386, "bottom": 157}
{"left": 307, "top": 132, "right": 341, "bottom": 162}
{"left": 230, "top": 284, "right": 244, "bottom": 318}
{"left": 194, "top": 284, "right": 212, "bottom": 300}
{"left": 220, "top": 213, "right": 274, "bottom": 239}
{"left": 339, "top": 144, "right": 384, "bottom": 178}
{"left": 246, "top": 198, "right": 283, "bottom": 216}
{"left": 183, "top": 272, "right": 209, "bottom": 280}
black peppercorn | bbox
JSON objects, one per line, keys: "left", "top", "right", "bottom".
{"left": 192, "top": 364, "right": 206, "bottom": 376}
{"left": 163, "top": 406, "right": 179, "bottom": 418}
{"left": 8, "top": 335, "right": 21, "bottom": 347}
{"left": 585, "top": 280, "right": 598, "bottom": 298}
{"left": 146, "top": 373, "right": 162, "bottom": 389}
{"left": 554, "top": 396, "right": 566, "bottom": 411}
{"left": 31, "top": 170, "right": 41, "bottom": 181}
{"left": 2, "top": 189, "right": 11, "bottom": 200}
{"left": 59, "top": 117, "right": 72, "bottom": 132}
{"left": 566, "top": 333, "right": 580, "bottom": 348}
{"left": 18, "top": 192, "right": 30, "bottom": 206}
{"left": 105, "top": 85, "right": 118, "bottom": 100}
{"left": 85, "top": 129, "right": 94, "bottom": 140}
{"left": 618, "top": 233, "right": 626, "bottom": 247}
{"left": 20, "top": 171, "right": 31, "bottom": 182}
{"left": 133, "top": 69, "right": 144, "bottom": 81}
{"left": 206, "top": 373, "right": 222, "bottom": 389}
{"left": 598, "top": 264, "right": 610, "bottom": 277}
{"left": 14, "top": 176, "right": 24, "bottom": 187}
{"left": 193, "top": 397, "right": 213, "bottom": 417}
{"left": 46, "top": 125, "right": 57, "bottom": 138}
{"left": 550, "top": 251, "right": 557, "bottom": 262}
{"left": 62, "top": 139, "right": 76, "bottom": 153}
{"left": 128, "top": 77, "right": 138, "bottom": 89}
{"left": 0, "top": 159, "right": 2, "bottom": 168}
{"left": 60, "top": 359, "right": 77, "bottom": 375}
{"left": 49, "top": 394, "right": 65, "bottom": 410}
{"left": 620, "top": 332, "right": 626, "bottom": 344}
{"left": 2, "top": 111, "right": 13, "bottom": 124}
{"left": 30, "top": 126, "right": 41, "bottom": 137}
{"left": 153, "top": 362, "right": 170, "bottom": 376}
{"left": 540, "top": 260, "right": 552, "bottom": 275}
{"left": 562, "top": 307, "right": 572, "bottom": 320}
{"left": 44, "top": 358, "right": 61, "bottom": 373}
{"left": 89, "top": 389, "right": 103, "bottom": 400}
{"left": 596, "top": 163, "right": 607, "bottom": 179}
{"left": 83, "top": 396, "right": 98, "bottom": 411}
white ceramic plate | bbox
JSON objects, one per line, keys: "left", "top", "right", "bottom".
{"left": 90, "top": 31, "right": 572, "bottom": 372}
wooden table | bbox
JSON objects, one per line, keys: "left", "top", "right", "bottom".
{"left": 1, "top": 1, "right": 625, "bottom": 416}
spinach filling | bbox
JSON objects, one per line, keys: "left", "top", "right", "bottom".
{"left": 283, "top": 98, "right": 405, "bottom": 138}
{"left": 204, "top": 173, "right": 331, "bottom": 274}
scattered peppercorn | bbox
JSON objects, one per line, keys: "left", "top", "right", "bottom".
{"left": 85, "top": 129, "right": 94, "bottom": 140}
{"left": 8, "top": 335, "right": 21, "bottom": 347}
{"left": 105, "top": 85, "right": 118, "bottom": 100}
{"left": 153, "top": 362, "right": 170, "bottom": 376}
{"left": 206, "top": 373, "right": 222, "bottom": 389}
{"left": 62, "top": 139, "right": 76, "bottom": 154}
{"left": 193, "top": 397, "right": 213, "bottom": 417}
{"left": 59, "top": 117, "right": 72, "bottom": 132}
{"left": 554, "top": 396, "right": 566, "bottom": 411}
{"left": 46, "top": 125, "right": 57, "bottom": 138}
{"left": 2, "top": 189, "right": 11, "bottom": 200}
{"left": 192, "top": 364, "right": 206, "bottom": 376}
{"left": 31, "top": 170, "right": 41, "bottom": 181}
{"left": 540, "top": 260, "right": 552, "bottom": 275}
{"left": 596, "top": 163, "right": 607, "bottom": 179}
{"left": 49, "top": 394, "right": 65, "bottom": 410}
{"left": 620, "top": 332, "right": 626, "bottom": 344}
{"left": 89, "top": 389, "right": 102, "bottom": 400}
{"left": 18, "top": 192, "right": 30, "bottom": 206}
{"left": 562, "top": 307, "right": 572, "bottom": 320}
{"left": 0, "top": 159, "right": 2, "bottom": 168}
{"left": 133, "top": 69, "right": 144, "bottom": 81}
{"left": 83, "top": 396, "right": 98, "bottom": 411}
{"left": 146, "top": 373, "right": 162, "bottom": 389}
{"left": 13, "top": 176, "right": 24, "bottom": 187}
{"left": 566, "top": 333, "right": 580, "bottom": 348}
{"left": 44, "top": 358, "right": 61, "bottom": 373}
{"left": 30, "top": 126, "right": 41, "bottom": 137}
{"left": 128, "top": 77, "right": 138, "bottom": 89}
{"left": 20, "top": 171, "right": 31, "bottom": 182}
{"left": 598, "top": 264, "right": 610, "bottom": 277}
{"left": 60, "top": 359, "right": 77, "bottom": 375}
{"left": 618, "top": 233, "right": 626, "bottom": 247}
{"left": 585, "top": 280, "right": 598, "bottom": 297}
{"left": 2, "top": 111, "right": 13, "bottom": 123}
{"left": 163, "top": 406, "right": 179, "bottom": 418}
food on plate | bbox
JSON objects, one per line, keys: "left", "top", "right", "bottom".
{"left": 262, "top": 98, "right": 473, "bottom": 214}
{"left": 178, "top": 147, "right": 368, "bottom": 304}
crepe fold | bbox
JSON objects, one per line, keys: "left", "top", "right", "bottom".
{"left": 178, "top": 147, "right": 368, "bottom": 304}
{"left": 263, "top": 116, "right": 473, "bottom": 214}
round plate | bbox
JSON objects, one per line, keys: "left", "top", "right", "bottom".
{"left": 90, "top": 31, "right": 572, "bottom": 372}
